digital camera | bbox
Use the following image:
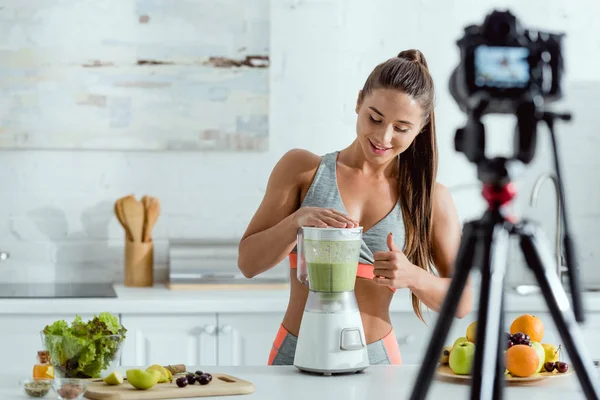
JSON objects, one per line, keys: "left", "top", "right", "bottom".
{"left": 449, "top": 10, "right": 565, "bottom": 115}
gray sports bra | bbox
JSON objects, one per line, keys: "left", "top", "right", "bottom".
{"left": 296, "top": 151, "right": 406, "bottom": 265}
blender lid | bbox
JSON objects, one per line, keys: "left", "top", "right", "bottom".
{"left": 300, "top": 226, "right": 363, "bottom": 240}
{"left": 299, "top": 226, "right": 363, "bottom": 231}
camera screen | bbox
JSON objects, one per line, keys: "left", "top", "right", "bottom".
{"left": 474, "top": 46, "right": 530, "bottom": 89}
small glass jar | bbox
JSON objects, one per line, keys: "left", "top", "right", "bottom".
{"left": 33, "top": 350, "right": 54, "bottom": 380}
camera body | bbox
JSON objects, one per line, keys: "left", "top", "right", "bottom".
{"left": 450, "top": 10, "right": 565, "bottom": 115}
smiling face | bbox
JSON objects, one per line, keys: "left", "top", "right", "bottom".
{"left": 355, "top": 88, "right": 424, "bottom": 165}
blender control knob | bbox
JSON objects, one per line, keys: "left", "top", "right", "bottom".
{"left": 340, "top": 328, "right": 365, "bottom": 351}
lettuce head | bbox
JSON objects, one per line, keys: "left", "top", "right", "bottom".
{"left": 42, "top": 312, "right": 126, "bottom": 378}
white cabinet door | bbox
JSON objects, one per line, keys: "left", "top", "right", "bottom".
{"left": 120, "top": 314, "right": 218, "bottom": 367}
{"left": 217, "top": 313, "right": 285, "bottom": 366}
{"left": 1, "top": 314, "right": 95, "bottom": 372}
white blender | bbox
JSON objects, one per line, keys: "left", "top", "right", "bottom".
{"left": 293, "top": 227, "right": 369, "bottom": 375}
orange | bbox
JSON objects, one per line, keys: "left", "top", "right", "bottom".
{"left": 505, "top": 344, "right": 540, "bottom": 377}
{"left": 510, "top": 314, "right": 544, "bottom": 342}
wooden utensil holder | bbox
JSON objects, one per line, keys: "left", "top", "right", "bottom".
{"left": 124, "top": 240, "right": 154, "bottom": 287}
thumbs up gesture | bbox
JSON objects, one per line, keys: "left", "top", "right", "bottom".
{"left": 373, "top": 233, "right": 417, "bottom": 289}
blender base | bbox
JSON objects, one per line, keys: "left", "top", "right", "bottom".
{"left": 294, "top": 308, "right": 369, "bottom": 374}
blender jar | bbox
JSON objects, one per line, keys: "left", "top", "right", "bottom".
{"left": 296, "top": 227, "right": 362, "bottom": 292}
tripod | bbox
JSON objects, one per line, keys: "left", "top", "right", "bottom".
{"left": 409, "top": 104, "right": 600, "bottom": 399}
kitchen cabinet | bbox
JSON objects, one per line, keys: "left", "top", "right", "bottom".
{"left": 119, "top": 313, "right": 285, "bottom": 367}
{"left": 120, "top": 314, "right": 218, "bottom": 367}
{"left": 217, "top": 313, "right": 285, "bottom": 366}
{"left": 0, "top": 314, "right": 95, "bottom": 372}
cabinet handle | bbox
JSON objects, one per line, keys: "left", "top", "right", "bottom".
{"left": 397, "top": 334, "right": 416, "bottom": 345}
{"left": 219, "top": 325, "right": 232, "bottom": 334}
{"left": 203, "top": 325, "right": 217, "bottom": 335}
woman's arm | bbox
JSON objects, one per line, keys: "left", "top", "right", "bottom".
{"left": 408, "top": 183, "right": 474, "bottom": 319}
{"left": 237, "top": 149, "right": 311, "bottom": 278}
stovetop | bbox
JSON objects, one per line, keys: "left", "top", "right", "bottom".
{"left": 0, "top": 283, "right": 117, "bottom": 298}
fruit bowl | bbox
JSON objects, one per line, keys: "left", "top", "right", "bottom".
{"left": 41, "top": 333, "right": 124, "bottom": 379}
{"left": 436, "top": 364, "right": 574, "bottom": 383}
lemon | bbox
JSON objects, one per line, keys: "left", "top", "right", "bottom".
{"left": 103, "top": 371, "right": 124, "bottom": 385}
{"left": 146, "top": 365, "right": 171, "bottom": 383}
{"left": 542, "top": 343, "right": 560, "bottom": 364}
{"left": 466, "top": 321, "right": 477, "bottom": 343}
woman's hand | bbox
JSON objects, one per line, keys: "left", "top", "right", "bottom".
{"left": 373, "top": 233, "right": 419, "bottom": 289}
{"left": 292, "top": 207, "right": 359, "bottom": 229}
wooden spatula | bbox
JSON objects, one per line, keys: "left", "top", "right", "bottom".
{"left": 121, "top": 195, "right": 145, "bottom": 242}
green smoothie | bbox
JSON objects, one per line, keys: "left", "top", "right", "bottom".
{"left": 303, "top": 239, "right": 361, "bottom": 292}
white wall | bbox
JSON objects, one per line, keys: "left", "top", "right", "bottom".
{"left": 1, "top": 0, "right": 599, "bottom": 285}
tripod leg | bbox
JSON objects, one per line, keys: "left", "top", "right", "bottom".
{"left": 519, "top": 224, "right": 600, "bottom": 400}
{"left": 409, "top": 221, "right": 478, "bottom": 400}
{"left": 471, "top": 224, "right": 509, "bottom": 400}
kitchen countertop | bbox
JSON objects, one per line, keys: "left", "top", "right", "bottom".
{"left": 0, "top": 365, "right": 596, "bottom": 399}
{"left": 1, "top": 283, "right": 600, "bottom": 315}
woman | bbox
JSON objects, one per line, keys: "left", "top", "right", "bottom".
{"left": 238, "top": 49, "right": 473, "bottom": 366}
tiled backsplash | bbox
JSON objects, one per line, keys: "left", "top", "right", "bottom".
{"left": 0, "top": 0, "right": 599, "bottom": 285}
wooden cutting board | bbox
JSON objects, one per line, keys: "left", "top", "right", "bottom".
{"left": 84, "top": 373, "right": 255, "bottom": 399}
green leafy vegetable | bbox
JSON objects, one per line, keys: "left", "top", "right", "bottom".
{"left": 42, "top": 312, "right": 127, "bottom": 378}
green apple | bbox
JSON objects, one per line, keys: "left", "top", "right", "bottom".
{"left": 531, "top": 341, "right": 545, "bottom": 372}
{"left": 126, "top": 369, "right": 161, "bottom": 390}
{"left": 449, "top": 341, "right": 475, "bottom": 375}
{"left": 453, "top": 336, "right": 468, "bottom": 348}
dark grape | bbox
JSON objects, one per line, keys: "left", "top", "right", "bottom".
{"left": 176, "top": 377, "right": 188, "bottom": 388}
{"left": 195, "top": 370, "right": 204, "bottom": 376}
{"left": 556, "top": 362, "right": 569, "bottom": 373}
{"left": 506, "top": 332, "right": 512, "bottom": 341}
{"left": 512, "top": 332, "right": 525, "bottom": 344}
{"left": 197, "top": 375, "right": 210, "bottom": 385}
{"left": 507, "top": 341, "right": 514, "bottom": 349}
{"left": 186, "top": 374, "right": 196, "bottom": 384}
{"left": 544, "top": 362, "right": 556, "bottom": 372}
{"left": 204, "top": 373, "right": 213, "bottom": 382}
{"left": 522, "top": 340, "right": 531, "bottom": 347}
{"left": 523, "top": 334, "right": 530, "bottom": 342}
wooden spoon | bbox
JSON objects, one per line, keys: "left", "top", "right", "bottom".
{"left": 115, "top": 197, "right": 133, "bottom": 242}
{"left": 142, "top": 195, "right": 160, "bottom": 243}
{"left": 121, "top": 195, "right": 145, "bottom": 242}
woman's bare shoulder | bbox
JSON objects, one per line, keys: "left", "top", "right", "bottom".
{"left": 273, "top": 148, "right": 322, "bottom": 185}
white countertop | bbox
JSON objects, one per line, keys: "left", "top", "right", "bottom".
{"left": 1, "top": 283, "right": 600, "bottom": 315}
{"left": 1, "top": 365, "right": 596, "bottom": 400}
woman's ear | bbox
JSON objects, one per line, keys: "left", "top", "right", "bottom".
{"left": 355, "top": 90, "right": 362, "bottom": 114}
